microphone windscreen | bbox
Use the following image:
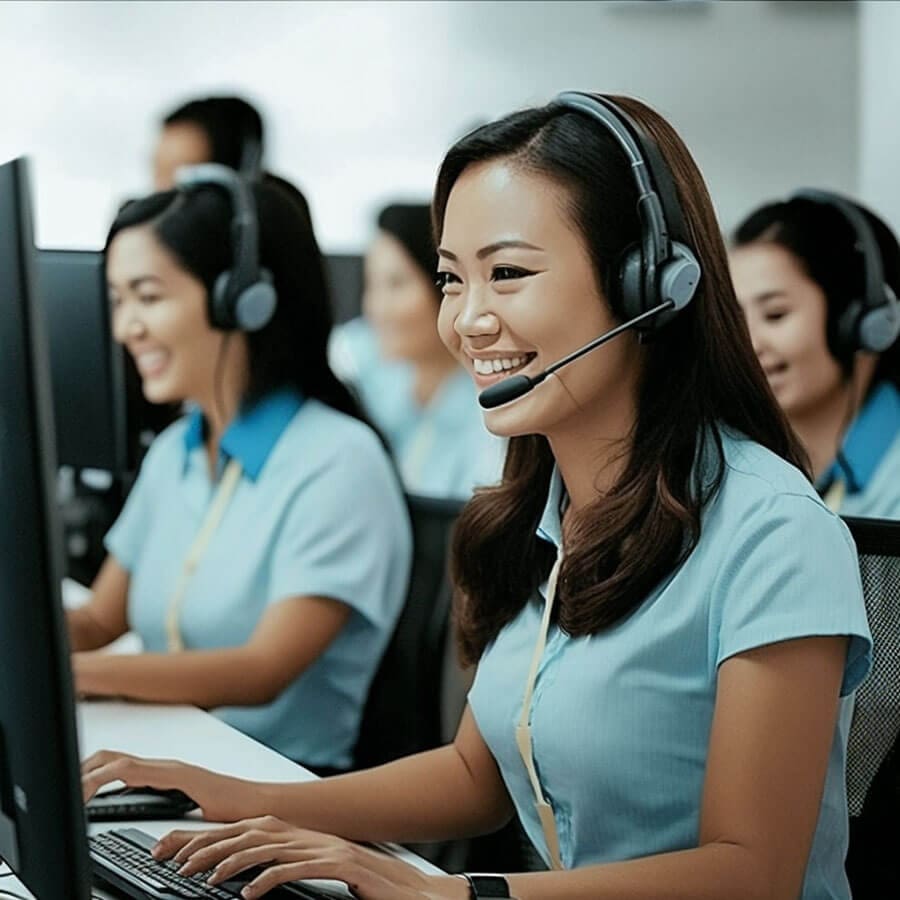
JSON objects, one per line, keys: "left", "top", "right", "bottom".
{"left": 478, "top": 374, "right": 533, "bottom": 409}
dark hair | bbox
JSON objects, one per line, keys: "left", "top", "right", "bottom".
{"left": 434, "top": 94, "right": 809, "bottom": 665}
{"left": 733, "top": 195, "right": 900, "bottom": 388}
{"left": 105, "top": 179, "right": 367, "bottom": 423}
{"left": 376, "top": 204, "right": 440, "bottom": 302}
{"left": 163, "top": 96, "right": 264, "bottom": 172}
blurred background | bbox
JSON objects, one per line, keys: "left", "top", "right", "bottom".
{"left": 1, "top": 0, "right": 897, "bottom": 252}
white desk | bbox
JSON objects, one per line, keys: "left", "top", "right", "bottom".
{"left": 1, "top": 701, "right": 439, "bottom": 899}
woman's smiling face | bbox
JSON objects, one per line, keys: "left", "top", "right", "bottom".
{"left": 436, "top": 159, "right": 642, "bottom": 439}
{"left": 730, "top": 241, "right": 844, "bottom": 417}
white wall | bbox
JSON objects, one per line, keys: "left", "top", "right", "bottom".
{"left": 859, "top": 0, "right": 900, "bottom": 232}
{"left": 0, "top": 0, "right": 859, "bottom": 251}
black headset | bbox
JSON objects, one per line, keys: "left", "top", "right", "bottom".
{"left": 789, "top": 188, "right": 900, "bottom": 356}
{"left": 552, "top": 91, "right": 701, "bottom": 331}
{"left": 174, "top": 163, "right": 277, "bottom": 332}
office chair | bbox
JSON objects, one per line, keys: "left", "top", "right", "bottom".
{"left": 842, "top": 515, "right": 900, "bottom": 899}
{"left": 353, "top": 493, "right": 466, "bottom": 770}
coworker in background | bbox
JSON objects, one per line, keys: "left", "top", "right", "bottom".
{"left": 153, "top": 96, "right": 315, "bottom": 263}
{"left": 332, "top": 203, "right": 502, "bottom": 499}
{"left": 67, "top": 171, "right": 411, "bottom": 773}
{"left": 153, "top": 95, "right": 265, "bottom": 189}
{"left": 731, "top": 192, "right": 900, "bottom": 517}
{"left": 83, "top": 93, "right": 870, "bottom": 900}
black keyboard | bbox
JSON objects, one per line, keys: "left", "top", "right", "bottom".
{"left": 90, "top": 828, "right": 347, "bottom": 899}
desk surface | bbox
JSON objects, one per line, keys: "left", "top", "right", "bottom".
{"left": 2, "top": 701, "right": 438, "bottom": 899}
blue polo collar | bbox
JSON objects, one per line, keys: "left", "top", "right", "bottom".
{"left": 183, "top": 387, "right": 304, "bottom": 481}
{"left": 818, "top": 381, "right": 900, "bottom": 495}
{"left": 536, "top": 466, "right": 566, "bottom": 549}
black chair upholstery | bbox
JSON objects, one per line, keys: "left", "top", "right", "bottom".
{"left": 353, "top": 493, "right": 465, "bottom": 770}
{"left": 842, "top": 516, "right": 900, "bottom": 899}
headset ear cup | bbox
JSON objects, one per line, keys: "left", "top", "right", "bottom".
{"left": 234, "top": 268, "right": 278, "bottom": 332}
{"left": 857, "top": 285, "right": 900, "bottom": 353}
{"left": 660, "top": 243, "right": 701, "bottom": 311}
{"left": 211, "top": 270, "right": 235, "bottom": 331}
{"left": 617, "top": 246, "right": 645, "bottom": 321}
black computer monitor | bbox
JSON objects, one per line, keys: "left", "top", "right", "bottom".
{"left": 0, "top": 157, "right": 93, "bottom": 899}
{"left": 323, "top": 253, "right": 363, "bottom": 324}
{"left": 36, "top": 249, "right": 130, "bottom": 473}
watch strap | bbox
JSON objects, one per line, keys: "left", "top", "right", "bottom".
{"left": 459, "top": 873, "right": 511, "bottom": 898}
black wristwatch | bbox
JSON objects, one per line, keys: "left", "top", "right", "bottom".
{"left": 458, "top": 873, "right": 511, "bottom": 898}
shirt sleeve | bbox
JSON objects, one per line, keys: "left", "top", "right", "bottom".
{"left": 103, "top": 425, "right": 175, "bottom": 572}
{"left": 711, "top": 491, "right": 872, "bottom": 696}
{"left": 267, "top": 431, "right": 411, "bottom": 630}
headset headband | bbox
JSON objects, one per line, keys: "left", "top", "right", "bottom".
{"left": 790, "top": 188, "right": 885, "bottom": 317}
{"left": 550, "top": 91, "right": 700, "bottom": 323}
{"left": 175, "top": 163, "right": 259, "bottom": 291}
{"left": 173, "top": 163, "right": 277, "bottom": 332}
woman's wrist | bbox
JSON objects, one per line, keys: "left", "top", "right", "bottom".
{"left": 426, "top": 874, "right": 475, "bottom": 899}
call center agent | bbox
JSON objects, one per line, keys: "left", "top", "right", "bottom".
{"left": 330, "top": 204, "right": 503, "bottom": 499}
{"left": 730, "top": 192, "right": 900, "bottom": 517}
{"left": 67, "top": 170, "right": 411, "bottom": 773}
{"left": 82, "top": 94, "right": 871, "bottom": 900}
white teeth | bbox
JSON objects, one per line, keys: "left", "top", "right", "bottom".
{"left": 473, "top": 355, "right": 528, "bottom": 375}
{"left": 136, "top": 351, "right": 168, "bottom": 373}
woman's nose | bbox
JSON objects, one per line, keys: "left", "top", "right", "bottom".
{"left": 112, "top": 304, "right": 147, "bottom": 344}
{"left": 455, "top": 287, "right": 500, "bottom": 338}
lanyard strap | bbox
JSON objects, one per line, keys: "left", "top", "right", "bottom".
{"left": 165, "top": 458, "right": 243, "bottom": 653}
{"left": 515, "top": 549, "right": 564, "bottom": 871}
{"left": 822, "top": 477, "right": 846, "bottom": 513}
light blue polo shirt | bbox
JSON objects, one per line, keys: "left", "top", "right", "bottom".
{"left": 469, "top": 428, "right": 871, "bottom": 898}
{"left": 105, "top": 389, "right": 412, "bottom": 769}
{"left": 330, "top": 317, "right": 504, "bottom": 499}
{"left": 817, "top": 381, "right": 900, "bottom": 518}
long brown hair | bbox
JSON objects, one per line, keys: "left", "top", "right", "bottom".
{"left": 434, "top": 94, "right": 809, "bottom": 665}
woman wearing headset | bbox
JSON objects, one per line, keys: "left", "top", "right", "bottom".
{"left": 730, "top": 192, "right": 900, "bottom": 517}
{"left": 331, "top": 203, "right": 503, "bottom": 499}
{"left": 83, "top": 95, "right": 869, "bottom": 900}
{"left": 67, "top": 172, "right": 412, "bottom": 773}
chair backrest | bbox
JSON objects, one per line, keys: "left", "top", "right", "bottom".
{"left": 353, "top": 493, "right": 465, "bottom": 770}
{"left": 841, "top": 515, "right": 900, "bottom": 898}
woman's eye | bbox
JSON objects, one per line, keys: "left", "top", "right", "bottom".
{"left": 435, "top": 271, "right": 461, "bottom": 290}
{"left": 491, "top": 265, "right": 532, "bottom": 282}
{"left": 138, "top": 294, "right": 161, "bottom": 305}
{"left": 764, "top": 309, "right": 788, "bottom": 322}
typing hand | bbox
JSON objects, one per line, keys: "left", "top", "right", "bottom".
{"left": 81, "top": 750, "right": 250, "bottom": 823}
{"left": 153, "top": 817, "right": 469, "bottom": 900}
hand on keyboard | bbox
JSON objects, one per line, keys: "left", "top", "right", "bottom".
{"left": 152, "top": 817, "right": 448, "bottom": 899}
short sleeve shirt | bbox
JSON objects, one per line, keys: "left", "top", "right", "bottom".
{"left": 105, "top": 390, "right": 412, "bottom": 768}
{"left": 469, "top": 429, "right": 872, "bottom": 899}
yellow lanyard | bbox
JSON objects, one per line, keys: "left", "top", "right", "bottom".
{"left": 822, "top": 477, "right": 846, "bottom": 513}
{"left": 515, "top": 549, "right": 565, "bottom": 870}
{"left": 165, "top": 459, "right": 243, "bottom": 653}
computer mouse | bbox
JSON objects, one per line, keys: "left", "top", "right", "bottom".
{"left": 86, "top": 786, "right": 199, "bottom": 821}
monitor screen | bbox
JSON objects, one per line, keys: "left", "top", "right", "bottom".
{"left": 0, "top": 157, "right": 92, "bottom": 899}
{"left": 36, "top": 249, "right": 130, "bottom": 473}
{"left": 323, "top": 253, "right": 363, "bottom": 324}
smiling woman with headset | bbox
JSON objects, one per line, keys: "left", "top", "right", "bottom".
{"left": 731, "top": 191, "right": 900, "bottom": 517}
{"left": 66, "top": 168, "right": 412, "bottom": 772}
{"left": 82, "top": 94, "right": 870, "bottom": 900}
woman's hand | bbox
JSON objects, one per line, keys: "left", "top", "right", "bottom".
{"left": 81, "top": 750, "right": 256, "bottom": 823}
{"left": 153, "top": 817, "right": 470, "bottom": 900}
